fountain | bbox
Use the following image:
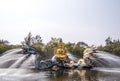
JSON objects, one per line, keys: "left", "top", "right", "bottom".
{"left": 1, "top": 39, "right": 120, "bottom": 70}
{"left": 1, "top": 40, "right": 120, "bottom": 71}
{"left": 0, "top": 40, "right": 120, "bottom": 81}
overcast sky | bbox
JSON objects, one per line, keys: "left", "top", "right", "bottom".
{"left": 0, "top": 0, "right": 120, "bottom": 46}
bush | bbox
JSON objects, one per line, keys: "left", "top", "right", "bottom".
{"left": 0, "top": 44, "right": 13, "bottom": 54}
{"left": 97, "top": 37, "right": 120, "bottom": 55}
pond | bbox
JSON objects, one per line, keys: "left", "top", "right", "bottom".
{"left": 0, "top": 68, "right": 120, "bottom": 81}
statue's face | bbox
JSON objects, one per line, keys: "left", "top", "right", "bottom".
{"left": 56, "top": 49, "right": 65, "bottom": 55}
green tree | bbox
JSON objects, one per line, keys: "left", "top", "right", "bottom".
{"left": 72, "top": 42, "right": 85, "bottom": 58}
{"left": 22, "top": 32, "right": 43, "bottom": 46}
{"left": 0, "top": 40, "right": 9, "bottom": 44}
{"left": 105, "top": 36, "right": 112, "bottom": 45}
{"left": 65, "top": 42, "right": 75, "bottom": 53}
{"left": 22, "top": 32, "right": 44, "bottom": 56}
{"left": 0, "top": 39, "right": 14, "bottom": 54}
{"left": 24, "top": 32, "right": 33, "bottom": 46}
{"left": 98, "top": 37, "right": 120, "bottom": 55}
{"left": 44, "top": 37, "right": 59, "bottom": 58}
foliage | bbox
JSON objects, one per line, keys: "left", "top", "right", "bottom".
{"left": 65, "top": 42, "right": 75, "bottom": 53}
{"left": 22, "top": 32, "right": 43, "bottom": 46}
{"left": 65, "top": 41, "right": 87, "bottom": 58}
{"left": 44, "top": 37, "right": 60, "bottom": 58}
{"left": 71, "top": 42, "right": 85, "bottom": 58}
{"left": 105, "top": 36, "right": 112, "bottom": 45}
{"left": 1, "top": 33, "right": 120, "bottom": 58}
{"left": 44, "top": 38, "right": 87, "bottom": 58}
{"left": 31, "top": 43, "right": 46, "bottom": 58}
{"left": 0, "top": 40, "right": 9, "bottom": 44}
{"left": 0, "top": 33, "right": 88, "bottom": 58}
{"left": 0, "top": 40, "right": 18, "bottom": 54}
{"left": 98, "top": 37, "right": 120, "bottom": 55}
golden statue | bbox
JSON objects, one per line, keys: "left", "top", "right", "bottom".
{"left": 54, "top": 39, "right": 67, "bottom": 61}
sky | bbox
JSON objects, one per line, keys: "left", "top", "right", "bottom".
{"left": 0, "top": 0, "right": 120, "bottom": 46}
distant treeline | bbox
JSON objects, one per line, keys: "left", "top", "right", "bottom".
{"left": 0, "top": 40, "right": 20, "bottom": 54}
{"left": 1, "top": 33, "right": 120, "bottom": 57}
{"left": 0, "top": 32, "right": 88, "bottom": 58}
{"left": 97, "top": 37, "right": 120, "bottom": 55}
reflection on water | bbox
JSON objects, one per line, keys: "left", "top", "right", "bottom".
{"left": 0, "top": 68, "right": 120, "bottom": 81}
{"left": 47, "top": 69, "right": 97, "bottom": 81}
{"left": 0, "top": 69, "right": 48, "bottom": 81}
{"left": 47, "top": 68, "right": 120, "bottom": 81}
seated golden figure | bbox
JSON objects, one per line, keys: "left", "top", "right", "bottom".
{"left": 54, "top": 39, "right": 67, "bottom": 61}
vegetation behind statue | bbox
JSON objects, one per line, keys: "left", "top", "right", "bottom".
{"left": 1, "top": 33, "right": 120, "bottom": 57}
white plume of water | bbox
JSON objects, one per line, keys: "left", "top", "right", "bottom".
{"left": 2, "top": 48, "right": 23, "bottom": 56}
{"left": 0, "top": 49, "right": 23, "bottom": 68}
{"left": 0, "top": 48, "right": 37, "bottom": 69}
{"left": 9, "top": 54, "right": 31, "bottom": 68}
{"left": 20, "top": 54, "right": 36, "bottom": 68}
{"left": 67, "top": 53, "right": 78, "bottom": 61}
{"left": 93, "top": 51, "right": 120, "bottom": 67}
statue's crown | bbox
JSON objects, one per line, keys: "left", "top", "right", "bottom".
{"left": 58, "top": 39, "right": 64, "bottom": 48}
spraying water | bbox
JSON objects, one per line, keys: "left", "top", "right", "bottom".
{"left": 0, "top": 48, "right": 40, "bottom": 69}
{"left": 67, "top": 53, "right": 78, "bottom": 61}
{"left": 10, "top": 54, "right": 32, "bottom": 68}
{"left": 0, "top": 49, "right": 24, "bottom": 68}
{"left": 92, "top": 51, "right": 120, "bottom": 67}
